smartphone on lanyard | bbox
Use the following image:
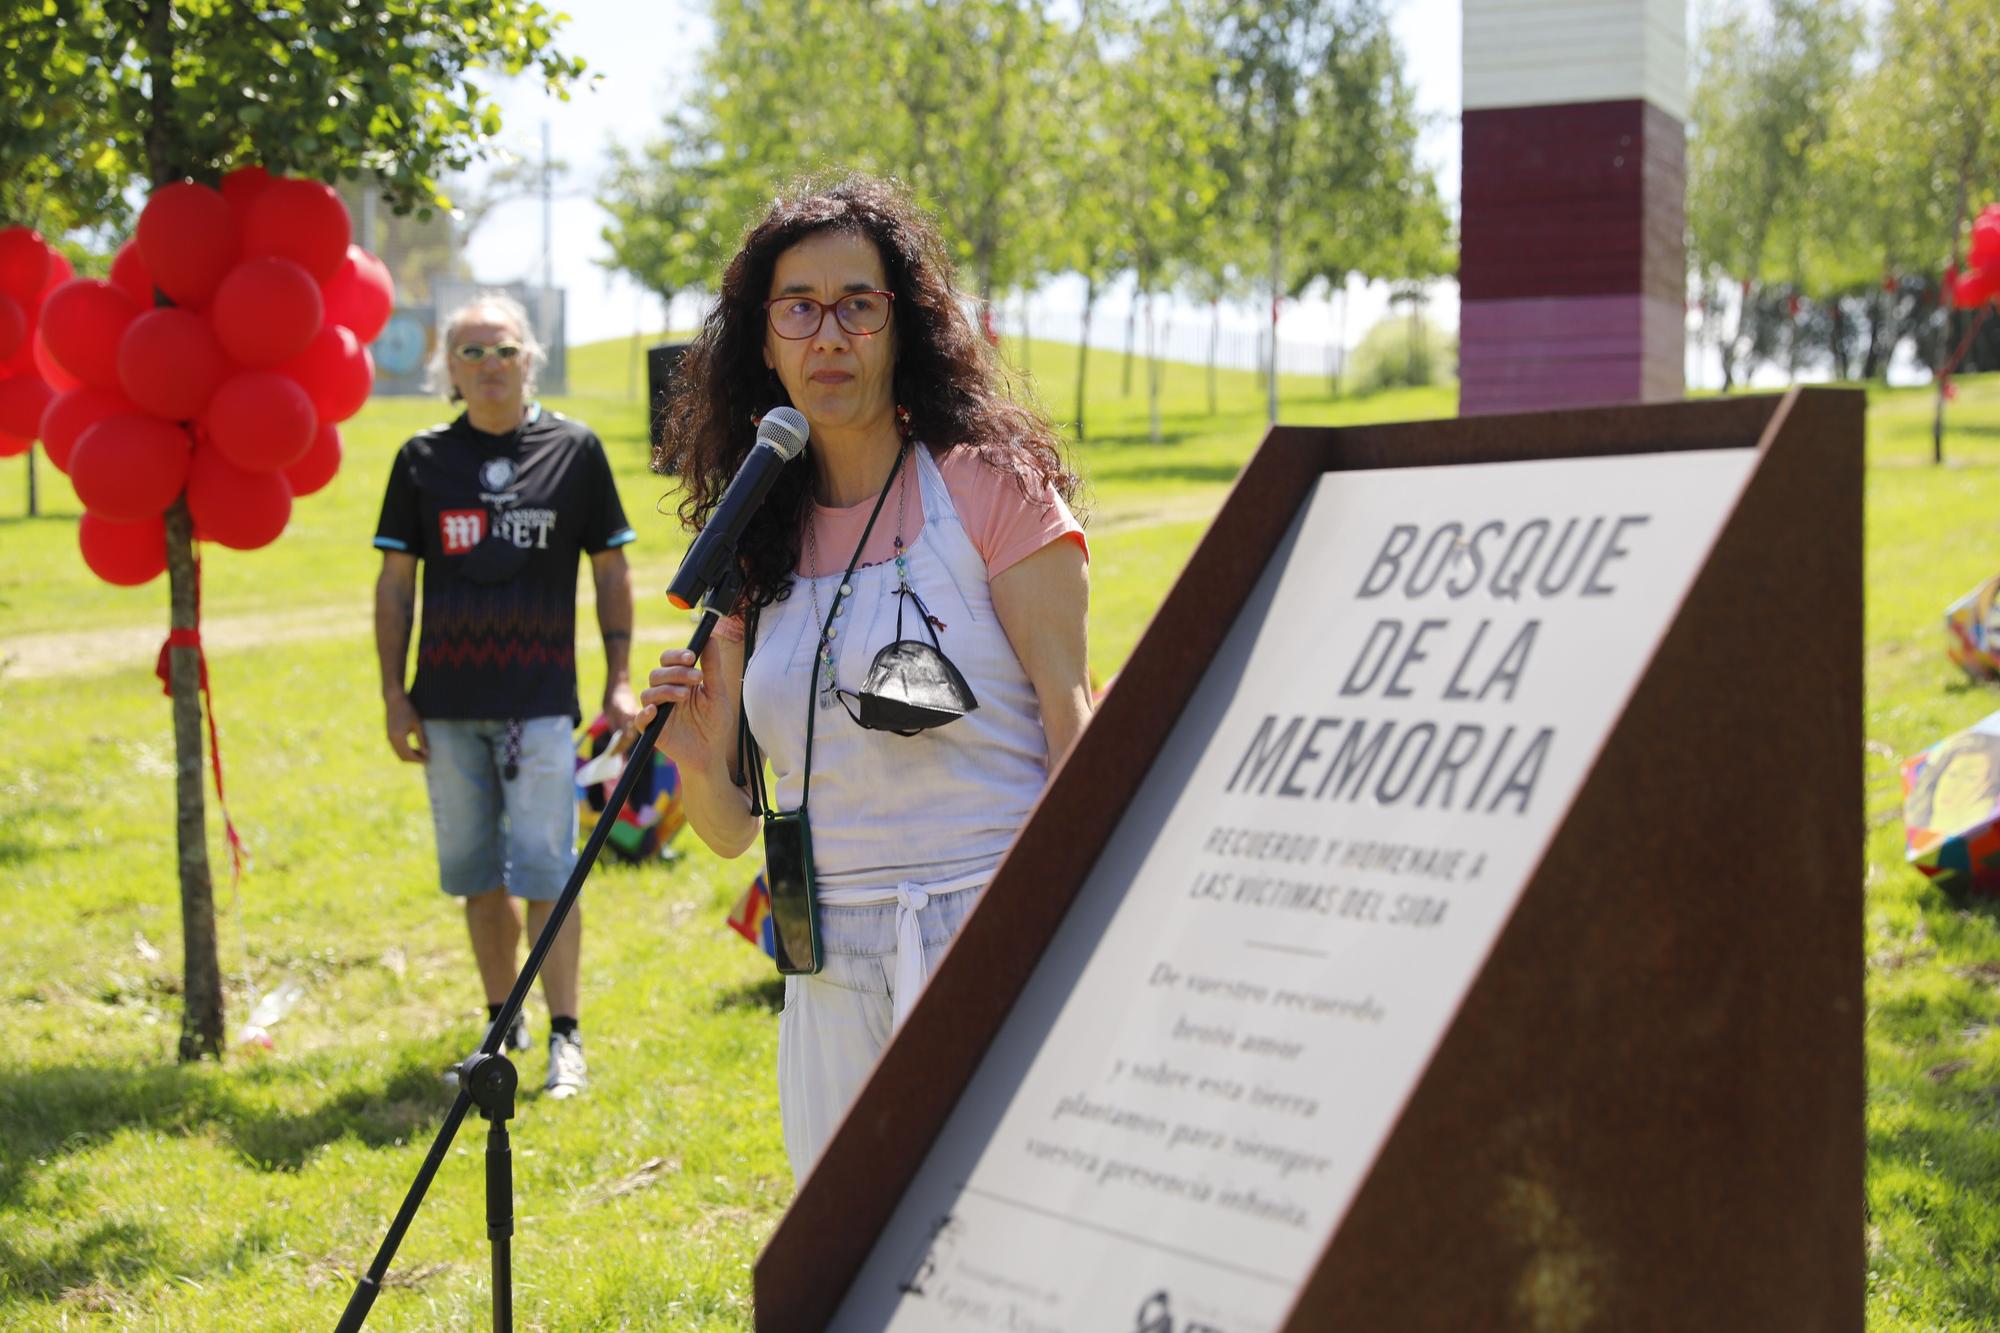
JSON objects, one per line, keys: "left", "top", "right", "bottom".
{"left": 763, "top": 810, "right": 822, "bottom": 975}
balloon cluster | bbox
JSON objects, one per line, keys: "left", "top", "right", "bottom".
{"left": 24, "top": 167, "right": 393, "bottom": 586}
{"left": 1950, "top": 204, "right": 2000, "bottom": 309}
{"left": 0, "top": 230, "right": 77, "bottom": 458}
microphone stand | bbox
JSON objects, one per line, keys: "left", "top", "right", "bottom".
{"left": 336, "top": 565, "right": 745, "bottom": 1333}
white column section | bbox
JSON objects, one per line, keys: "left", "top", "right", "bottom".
{"left": 1462, "top": 0, "right": 1686, "bottom": 117}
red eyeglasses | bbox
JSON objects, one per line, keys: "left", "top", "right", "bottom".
{"left": 763, "top": 290, "right": 895, "bottom": 339}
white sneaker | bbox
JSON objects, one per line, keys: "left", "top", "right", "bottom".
{"left": 486, "top": 1010, "right": 530, "bottom": 1053}
{"left": 544, "top": 1032, "right": 586, "bottom": 1099}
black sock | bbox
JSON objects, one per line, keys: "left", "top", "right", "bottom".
{"left": 488, "top": 1003, "right": 506, "bottom": 1023}
{"left": 550, "top": 1015, "right": 579, "bottom": 1041}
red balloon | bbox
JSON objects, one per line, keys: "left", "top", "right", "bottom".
{"left": 39, "top": 385, "right": 138, "bottom": 474}
{"left": 0, "top": 427, "right": 27, "bottom": 458}
{"left": 40, "top": 279, "right": 142, "bottom": 390}
{"left": 0, "top": 226, "right": 50, "bottom": 306}
{"left": 210, "top": 256, "right": 323, "bottom": 366}
{"left": 1972, "top": 210, "right": 2000, "bottom": 272}
{"left": 40, "top": 250, "right": 74, "bottom": 303}
{"left": 278, "top": 323, "right": 372, "bottom": 424}
{"left": 109, "top": 241, "right": 156, "bottom": 306}
{"left": 137, "top": 181, "right": 239, "bottom": 307}
{"left": 321, "top": 246, "right": 396, "bottom": 343}
{"left": 284, "top": 423, "right": 343, "bottom": 497}
{"left": 79, "top": 511, "right": 168, "bottom": 586}
{"left": 0, "top": 373, "right": 53, "bottom": 441}
{"left": 0, "top": 292, "right": 24, "bottom": 361}
{"left": 1954, "top": 269, "right": 2000, "bottom": 309}
{"left": 119, "top": 308, "right": 228, "bottom": 421}
{"left": 187, "top": 447, "right": 292, "bottom": 550}
{"left": 243, "top": 178, "right": 351, "bottom": 282}
{"left": 32, "top": 329, "right": 82, "bottom": 393}
{"left": 69, "top": 415, "right": 192, "bottom": 522}
{"left": 220, "top": 164, "right": 274, "bottom": 219}
{"left": 203, "top": 370, "right": 318, "bottom": 472}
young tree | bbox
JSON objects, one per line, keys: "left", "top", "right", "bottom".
{"left": 9, "top": 0, "right": 584, "bottom": 1060}
{"left": 1209, "top": 0, "right": 1436, "bottom": 422}
{"left": 597, "top": 111, "right": 737, "bottom": 331}
{"left": 1871, "top": 0, "right": 2000, "bottom": 457}
{"left": 1103, "top": 0, "right": 1232, "bottom": 441}
{"left": 1686, "top": 0, "right": 1862, "bottom": 389}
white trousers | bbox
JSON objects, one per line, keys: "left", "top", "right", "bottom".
{"left": 777, "top": 877, "right": 984, "bottom": 1182}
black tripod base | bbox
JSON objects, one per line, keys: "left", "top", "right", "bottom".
{"left": 461, "top": 1052, "right": 518, "bottom": 1333}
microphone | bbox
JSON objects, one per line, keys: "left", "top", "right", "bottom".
{"left": 666, "top": 407, "right": 810, "bottom": 610}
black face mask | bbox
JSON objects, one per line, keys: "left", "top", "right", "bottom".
{"left": 835, "top": 588, "right": 978, "bottom": 735}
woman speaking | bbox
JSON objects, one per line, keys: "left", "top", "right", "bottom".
{"left": 637, "top": 175, "right": 1091, "bottom": 1180}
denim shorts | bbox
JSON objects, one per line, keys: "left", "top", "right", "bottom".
{"left": 421, "top": 716, "right": 578, "bottom": 901}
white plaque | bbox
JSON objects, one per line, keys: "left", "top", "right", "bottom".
{"left": 831, "top": 448, "right": 1758, "bottom": 1333}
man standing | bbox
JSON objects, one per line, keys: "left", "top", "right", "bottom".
{"left": 373, "top": 293, "right": 637, "bottom": 1099}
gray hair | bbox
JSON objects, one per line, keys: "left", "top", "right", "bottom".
{"left": 427, "top": 291, "right": 546, "bottom": 400}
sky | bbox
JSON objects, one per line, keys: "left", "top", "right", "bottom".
{"left": 464, "top": 0, "right": 1468, "bottom": 359}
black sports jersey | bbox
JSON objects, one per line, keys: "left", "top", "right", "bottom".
{"left": 374, "top": 405, "right": 635, "bottom": 721}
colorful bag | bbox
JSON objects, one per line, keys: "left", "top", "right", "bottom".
{"left": 1903, "top": 711, "right": 2000, "bottom": 897}
{"left": 1946, "top": 574, "right": 2000, "bottom": 681}
{"left": 574, "top": 715, "right": 686, "bottom": 863}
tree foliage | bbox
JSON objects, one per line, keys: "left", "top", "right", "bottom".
{"left": 1687, "top": 0, "right": 2000, "bottom": 387}
{"left": 595, "top": 0, "right": 1450, "bottom": 426}
{"left": 1, "top": 0, "right": 584, "bottom": 203}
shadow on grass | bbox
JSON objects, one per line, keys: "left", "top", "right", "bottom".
{"left": 711, "top": 976, "right": 784, "bottom": 1015}
{"left": 0, "top": 795, "right": 93, "bottom": 867}
{"left": 0, "top": 1048, "right": 456, "bottom": 1212}
{"left": 0, "top": 1216, "right": 161, "bottom": 1304}
{"left": 1867, "top": 1088, "right": 2000, "bottom": 1321}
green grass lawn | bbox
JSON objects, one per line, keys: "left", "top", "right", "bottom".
{"left": 2, "top": 337, "right": 1998, "bottom": 1328}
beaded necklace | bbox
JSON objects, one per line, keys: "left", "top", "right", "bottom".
{"left": 802, "top": 441, "right": 913, "bottom": 709}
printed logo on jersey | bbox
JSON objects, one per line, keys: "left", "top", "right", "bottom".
{"left": 495, "top": 508, "right": 559, "bottom": 549}
{"left": 478, "top": 456, "right": 521, "bottom": 503}
{"left": 439, "top": 508, "right": 488, "bottom": 554}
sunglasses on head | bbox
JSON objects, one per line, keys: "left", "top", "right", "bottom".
{"left": 454, "top": 341, "right": 524, "bottom": 363}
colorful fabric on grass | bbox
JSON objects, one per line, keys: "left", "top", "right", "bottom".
{"left": 727, "top": 870, "right": 778, "bottom": 961}
{"left": 1903, "top": 711, "right": 2000, "bottom": 898}
{"left": 1946, "top": 573, "right": 2000, "bottom": 681}
{"left": 574, "top": 715, "right": 686, "bottom": 862}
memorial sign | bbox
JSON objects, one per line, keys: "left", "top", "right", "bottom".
{"left": 761, "top": 390, "right": 1863, "bottom": 1331}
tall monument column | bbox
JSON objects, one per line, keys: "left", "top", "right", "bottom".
{"left": 1458, "top": 0, "right": 1686, "bottom": 415}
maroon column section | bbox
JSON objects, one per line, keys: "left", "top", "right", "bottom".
{"left": 1460, "top": 99, "right": 1685, "bottom": 415}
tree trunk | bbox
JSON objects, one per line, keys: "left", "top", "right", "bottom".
{"left": 1208, "top": 299, "right": 1220, "bottom": 417}
{"left": 144, "top": 0, "right": 224, "bottom": 1061}
{"left": 1267, "top": 220, "right": 1282, "bottom": 424}
{"left": 1075, "top": 278, "right": 1095, "bottom": 443}
{"left": 1722, "top": 281, "right": 1749, "bottom": 393}
{"left": 166, "top": 502, "right": 223, "bottom": 1061}
{"left": 1329, "top": 282, "right": 1346, "bottom": 395}
{"left": 1019, "top": 292, "right": 1031, "bottom": 376}
{"left": 1122, "top": 292, "right": 1137, "bottom": 397}
{"left": 1146, "top": 293, "right": 1162, "bottom": 445}
{"left": 1936, "top": 154, "right": 1974, "bottom": 466}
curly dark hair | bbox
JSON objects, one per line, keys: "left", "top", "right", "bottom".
{"left": 656, "top": 173, "right": 1079, "bottom": 611}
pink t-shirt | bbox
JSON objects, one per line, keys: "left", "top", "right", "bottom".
{"left": 713, "top": 444, "right": 1085, "bottom": 641}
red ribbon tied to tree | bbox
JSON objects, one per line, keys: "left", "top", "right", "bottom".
{"left": 151, "top": 556, "right": 248, "bottom": 886}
